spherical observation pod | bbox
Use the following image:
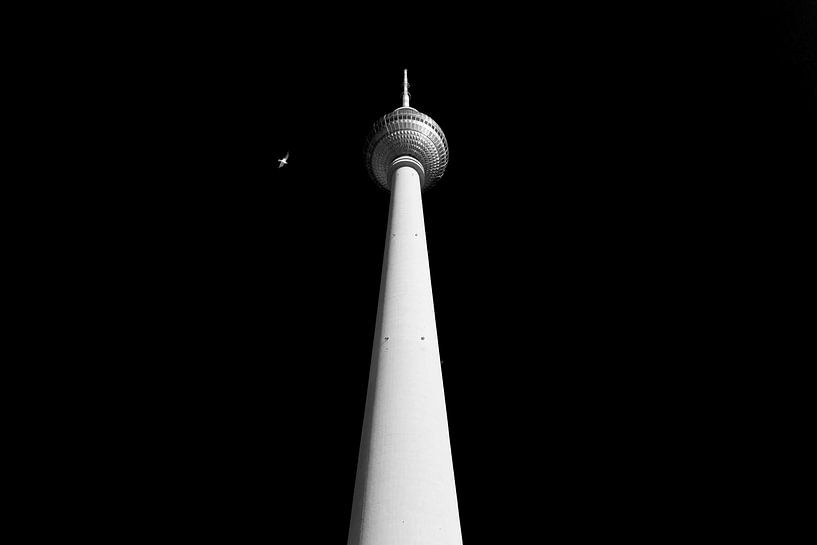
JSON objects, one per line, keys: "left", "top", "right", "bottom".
{"left": 365, "top": 72, "right": 449, "bottom": 191}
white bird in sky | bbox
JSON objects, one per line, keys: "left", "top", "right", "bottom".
{"left": 278, "top": 152, "right": 289, "bottom": 168}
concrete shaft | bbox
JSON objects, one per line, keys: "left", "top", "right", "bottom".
{"left": 348, "top": 162, "right": 462, "bottom": 545}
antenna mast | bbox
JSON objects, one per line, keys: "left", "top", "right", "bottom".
{"left": 402, "top": 69, "right": 410, "bottom": 107}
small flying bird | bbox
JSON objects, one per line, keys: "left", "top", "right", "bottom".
{"left": 277, "top": 152, "right": 289, "bottom": 168}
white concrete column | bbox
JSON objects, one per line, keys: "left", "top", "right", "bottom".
{"left": 348, "top": 158, "right": 463, "bottom": 545}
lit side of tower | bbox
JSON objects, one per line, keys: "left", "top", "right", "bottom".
{"left": 347, "top": 70, "right": 462, "bottom": 545}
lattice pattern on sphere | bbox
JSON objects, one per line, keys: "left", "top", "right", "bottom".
{"left": 365, "top": 107, "right": 449, "bottom": 191}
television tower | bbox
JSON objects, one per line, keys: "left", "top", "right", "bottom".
{"left": 347, "top": 70, "right": 462, "bottom": 545}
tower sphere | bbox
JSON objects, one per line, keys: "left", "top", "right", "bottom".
{"left": 365, "top": 70, "right": 449, "bottom": 191}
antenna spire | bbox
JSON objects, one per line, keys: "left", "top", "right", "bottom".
{"left": 402, "top": 69, "right": 410, "bottom": 107}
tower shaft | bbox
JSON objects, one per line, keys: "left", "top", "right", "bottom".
{"left": 348, "top": 160, "right": 463, "bottom": 545}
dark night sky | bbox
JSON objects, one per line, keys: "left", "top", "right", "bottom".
{"left": 78, "top": 2, "right": 813, "bottom": 541}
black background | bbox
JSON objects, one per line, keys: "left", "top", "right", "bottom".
{"left": 49, "top": 1, "right": 813, "bottom": 541}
